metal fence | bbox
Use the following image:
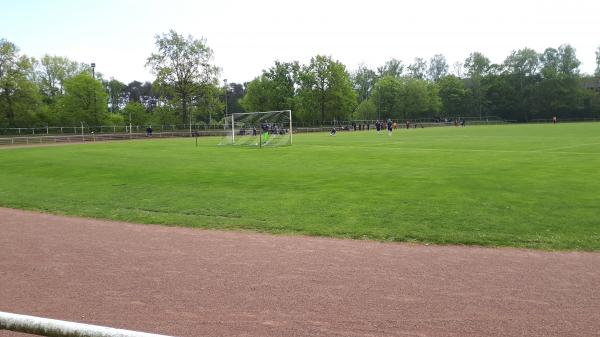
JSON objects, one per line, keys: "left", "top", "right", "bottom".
{"left": 0, "top": 311, "right": 175, "bottom": 337}
{"left": 0, "top": 118, "right": 514, "bottom": 147}
{"left": 0, "top": 117, "right": 508, "bottom": 136}
{"left": 0, "top": 124, "right": 227, "bottom": 136}
{"left": 0, "top": 130, "right": 228, "bottom": 146}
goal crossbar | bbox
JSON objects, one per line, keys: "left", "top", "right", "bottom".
{"left": 228, "top": 110, "right": 291, "bottom": 116}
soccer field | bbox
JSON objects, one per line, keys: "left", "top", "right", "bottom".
{"left": 1, "top": 123, "right": 599, "bottom": 250}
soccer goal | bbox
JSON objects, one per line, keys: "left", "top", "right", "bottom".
{"left": 219, "top": 110, "right": 292, "bottom": 147}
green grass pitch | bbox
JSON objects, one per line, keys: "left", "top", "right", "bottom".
{"left": 1, "top": 123, "right": 599, "bottom": 250}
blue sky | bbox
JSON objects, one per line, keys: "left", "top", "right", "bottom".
{"left": 2, "top": 0, "right": 599, "bottom": 84}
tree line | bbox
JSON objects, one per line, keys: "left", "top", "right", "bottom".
{"left": 1, "top": 31, "right": 600, "bottom": 129}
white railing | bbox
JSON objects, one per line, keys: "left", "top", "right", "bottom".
{"left": 0, "top": 311, "right": 176, "bottom": 337}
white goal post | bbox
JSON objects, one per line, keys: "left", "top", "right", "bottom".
{"left": 220, "top": 110, "right": 292, "bottom": 147}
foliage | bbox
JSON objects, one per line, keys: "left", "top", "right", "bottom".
{"left": 106, "top": 78, "right": 127, "bottom": 112}
{"left": 352, "top": 63, "right": 377, "bottom": 104}
{"left": 0, "top": 39, "right": 42, "bottom": 127}
{"left": 122, "top": 102, "right": 149, "bottom": 125}
{"left": 427, "top": 54, "right": 449, "bottom": 81}
{"left": 295, "top": 55, "right": 357, "bottom": 123}
{"left": 58, "top": 73, "right": 108, "bottom": 126}
{"left": 36, "top": 55, "right": 85, "bottom": 99}
{"left": 407, "top": 58, "right": 427, "bottom": 79}
{"left": 146, "top": 30, "right": 220, "bottom": 123}
{"left": 377, "top": 59, "right": 404, "bottom": 78}
{"left": 1, "top": 35, "right": 600, "bottom": 128}
{"left": 437, "top": 75, "right": 468, "bottom": 116}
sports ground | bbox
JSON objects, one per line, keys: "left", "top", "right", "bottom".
{"left": 1, "top": 123, "right": 600, "bottom": 336}
{"left": 1, "top": 122, "right": 599, "bottom": 250}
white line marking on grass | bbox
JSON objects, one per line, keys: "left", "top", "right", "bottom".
{"left": 306, "top": 144, "right": 599, "bottom": 155}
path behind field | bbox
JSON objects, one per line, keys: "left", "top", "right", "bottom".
{"left": 1, "top": 208, "right": 599, "bottom": 337}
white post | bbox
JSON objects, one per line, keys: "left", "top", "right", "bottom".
{"left": 288, "top": 110, "right": 293, "bottom": 145}
{"left": 231, "top": 114, "right": 235, "bottom": 144}
{"left": 0, "top": 311, "right": 175, "bottom": 337}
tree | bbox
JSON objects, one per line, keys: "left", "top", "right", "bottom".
{"left": 557, "top": 44, "right": 580, "bottom": 78}
{"left": 263, "top": 61, "right": 299, "bottom": 110}
{"left": 58, "top": 73, "right": 107, "bottom": 126}
{"left": 536, "top": 45, "right": 584, "bottom": 118}
{"left": 596, "top": 46, "right": 600, "bottom": 77}
{"left": 240, "top": 61, "right": 298, "bottom": 114}
{"left": 427, "top": 54, "right": 449, "bottom": 81}
{"left": 352, "top": 63, "right": 377, "bottom": 104}
{"left": 502, "top": 48, "right": 540, "bottom": 121}
{"left": 122, "top": 102, "right": 148, "bottom": 125}
{"left": 540, "top": 48, "right": 560, "bottom": 79}
{"left": 407, "top": 58, "right": 427, "bottom": 79}
{"left": 464, "top": 52, "right": 491, "bottom": 119}
{"left": 437, "top": 75, "right": 467, "bottom": 116}
{"left": 296, "top": 55, "right": 356, "bottom": 123}
{"left": 240, "top": 76, "right": 275, "bottom": 112}
{"left": 146, "top": 30, "right": 219, "bottom": 124}
{"left": 106, "top": 78, "right": 126, "bottom": 112}
{"left": 0, "top": 39, "right": 42, "bottom": 127}
{"left": 377, "top": 59, "right": 404, "bottom": 78}
{"left": 370, "top": 76, "right": 403, "bottom": 120}
{"left": 36, "top": 55, "right": 83, "bottom": 99}
{"left": 225, "top": 82, "right": 245, "bottom": 114}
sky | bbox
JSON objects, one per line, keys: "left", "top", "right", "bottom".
{"left": 2, "top": 0, "right": 599, "bottom": 84}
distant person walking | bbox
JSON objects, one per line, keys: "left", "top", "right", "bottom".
{"left": 376, "top": 121, "right": 381, "bottom": 134}
{"left": 387, "top": 119, "right": 393, "bottom": 136}
{"left": 552, "top": 116, "right": 557, "bottom": 124}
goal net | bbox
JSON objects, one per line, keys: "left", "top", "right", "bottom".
{"left": 219, "top": 110, "right": 292, "bottom": 147}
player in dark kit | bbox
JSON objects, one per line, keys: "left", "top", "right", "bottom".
{"left": 376, "top": 121, "right": 381, "bottom": 134}
{"left": 387, "top": 119, "right": 393, "bottom": 136}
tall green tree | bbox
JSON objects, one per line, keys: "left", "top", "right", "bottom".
{"left": 596, "top": 46, "right": 600, "bottom": 77}
{"left": 0, "top": 39, "right": 42, "bottom": 127}
{"left": 377, "top": 59, "right": 404, "bottom": 78}
{"left": 536, "top": 45, "right": 584, "bottom": 118}
{"left": 240, "top": 61, "right": 298, "bottom": 113}
{"left": 501, "top": 48, "right": 540, "bottom": 121}
{"left": 464, "top": 52, "right": 491, "bottom": 118}
{"left": 36, "top": 55, "right": 84, "bottom": 99}
{"left": 427, "top": 54, "right": 449, "bottom": 82}
{"left": 407, "top": 58, "right": 427, "bottom": 79}
{"left": 146, "top": 30, "right": 220, "bottom": 124}
{"left": 352, "top": 63, "right": 377, "bottom": 104}
{"left": 437, "top": 75, "right": 467, "bottom": 116}
{"left": 296, "top": 55, "right": 356, "bottom": 122}
{"left": 240, "top": 75, "right": 275, "bottom": 112}
{"left": 58, "top": 73, "right": 107, "bottom": 126}
{"left": 370, "top": 76, "right": 404, "bottom": 120}
{"left": 106, "top": 78, "right": 126, "bottom": 112}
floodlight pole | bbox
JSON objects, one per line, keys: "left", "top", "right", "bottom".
{"left": 91, "top": 63, "right": 96, "bottom": 128}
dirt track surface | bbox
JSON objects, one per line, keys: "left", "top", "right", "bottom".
{"left": 1, "top": 208, "right": 599, "bottom": 337}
